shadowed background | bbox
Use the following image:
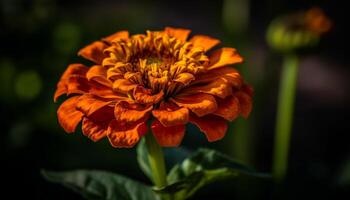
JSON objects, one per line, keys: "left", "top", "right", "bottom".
{"left": 0, "top": 0, "right": 348, "bottom": 199}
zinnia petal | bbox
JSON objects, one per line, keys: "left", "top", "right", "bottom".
{"left": 181, "top": 78, "right": 233, "bottom": 98}
{"left": 171, "top": 93, "right": 217, "bottom": 117}
{"left": 57, "top": 96, "right": 84, "bottom": 133}
{"left": 113, "top": 79, "right": 138, "bottom": 94}
{"left": 82, "top": 117, "right": 109, "bottom": 142}
{"left": 190, "top": 35, "right": 220, "bottom": 51}
{"left": 213, "top": 95, "right": 240, "bottom": 121}
{"left": 78, "top": 41, "right": 107, "bottom": 64}
{"left": 235, "top": 90, "right": 253, "bottom": 118}
{"left": 208, "top": 48, "right": 243, "bottom": 70}
{"left": 107, "top": 120, "right": 148, "bottom": 148}
{"left": 164, "top": 27, "right": 191, "bottom": 41}
{"left": 86, "top": 65, "right": 112, "bottom": 87}
{"left": 76, "top": 94, "right": 112, "bottom": 116}
{"left": 151, "top": 119, "right": 185, "bottom": 147}
{"left": 54, "top": 63, "right": 88, "bottom": 102}
{"left": 193, "top": 66, "right": 243, "bottom": 88}
{"left": 103, "top": 30, "right": 129, "bottom": 43}
{"left": 133, "top": 86, "right": 164, "bottom": 104}
{"left": 89, "top": 83, "right": 128, "bottom": 100}
{"left": 152, "top": 102, "right": 189, "bottom": 127}
{"left": 114, "top": 101, "right": 153, "bottom": 123}
{"left": 189, "top": 115, "right": 228, "bottom": 142}
{"left": 174, "top": 72, "right": 195, "bottom": 85}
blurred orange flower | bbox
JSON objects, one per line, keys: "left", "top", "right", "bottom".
{"left": 54, "top": 27, "right": 253, "bottom": 148}
{"left": 305, "top": 7, "right": 332, "bottom": 35}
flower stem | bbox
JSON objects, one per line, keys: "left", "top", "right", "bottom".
{"left": 273, "top": 53, "right": 299, "bottom": 182}
{"left": 145, "top": 132, "right": 167, "bottom": 188}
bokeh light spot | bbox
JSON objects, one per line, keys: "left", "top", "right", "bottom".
{"left": 53, "top": 22, "right": 81, "bottom": 54}
{"left": 15, "top": 70, "right": 42, "bottom": 100}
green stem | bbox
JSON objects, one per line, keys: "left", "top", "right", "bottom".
{"left": 145, "top": 132, "right": 167, "bottom": 188}
{"left": 273, "top": 53, "right": 299, "bottom": 182}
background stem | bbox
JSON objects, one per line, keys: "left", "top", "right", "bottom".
{"left": 273, "top": 53, "right": 299, "bottom": 182}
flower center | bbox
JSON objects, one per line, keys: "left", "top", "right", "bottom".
{"left": 103, "top": 31, "right": 209, "bottom": 96}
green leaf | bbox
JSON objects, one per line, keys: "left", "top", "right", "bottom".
{"left": 41, "top": 169, "right": 160, "bottom": 200}
{"left": 136, "top": 138, "right": 153, "bottom": 183}
{"left": 155, "top": 148, "right": 270, "bottom": 200}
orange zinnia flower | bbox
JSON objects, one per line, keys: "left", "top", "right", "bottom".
{"left": 54, "top": 27, "right": 253, "bottom": 148}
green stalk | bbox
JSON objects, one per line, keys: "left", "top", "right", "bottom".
{"left": 273, "top": 53, "right": 299, "bottom": 182}
{"left": 144, "top": 132, "right": 167, "bottom": 188}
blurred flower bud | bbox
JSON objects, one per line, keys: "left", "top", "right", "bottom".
{"left": 266, "top": 7, "right": 332, "bottom": 52}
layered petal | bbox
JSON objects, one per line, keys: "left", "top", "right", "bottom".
{"left": 113, "top": 79, "right": 138, "bottom": 94}
{"left": 235, "top": 91, "right": 253, "bottom": 118}
{"left": 57, "top": 96, "right": 84, "bottom": 133}
{"left": 78, "top": 41, "right": 107, "bottom": 64}
{"left": 164, "top": 27, "right": 191, "bottom": 41}
{"left": 181, "top": 78, "right": 233, "bottom": 98}
{"left": 213, "top": 95, "right": 240, "bottom": 121}
{"left": 76, "top": 94, "right": 112, "bottom": 116}
{"left": 114, "top": 101, "right": 152, "bottom": 123}
{"left": 189, "top": 115, "right": 228, "bottom": 142}
{"left": 86, "top": 65, "right": 112, "bottom": 87}
{"left": 107, "top": 120, "right": 148, "bottom": 148}
{"left": 89, "top": 83, "right": 128, "bottom": 100}
{"left": 174, "top": 72, "right": 195, "bottom": 85}
{"left": 152, "top": 102, "right": 189, "bottom": 127}
{"left": 208, "top": 48, "right": 243, "bottom": 70}
{"left": 54, "top": 63, "right": 89, "bottom": 102}
{"left": 171, "top": 93, "right": 217, "bottom": 117}
{"left": 103, "top": 30, "right": 129, "bottom": 43}
{"left": 80, "top": 97, "right": 114, "bottom": 142}
{"left": 133, "top": 86, "right": 164, "bottom": 104}
{"left": 192, "top": 66, "right": 242, "bottom": 88}
{"left": 82, "top": 117, "right": 109, "bottom": 142}
{"left": 65, "top": 76, "right": 90, "bottom": 96}
{"left": 151, "top": 119, "right": 185, "bottom": 147}
{"left": 189, "top": 35, "right": 220, "bottom": 51}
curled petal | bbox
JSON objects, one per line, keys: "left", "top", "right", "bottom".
{"left": 213, "top": 95, "right": 240, "bottom": 121}
{"left": 152, "top": 102, "right": 189, "bottom": 127}
{"left": 164, "top": 27, "right": 191, "bottom": 41}
{"left": 113, "top": 79, "right": 138, "bottom": 94}
{"left": 57, "top": 96, "right": 84, "bottom": 133}
{"left": 114, "top": 101, "right": 153, "bottom": 123}
{"left": 193, "top": 66, "right": 243, "bottom": 88}
{"left": 133, "top": 86, "right": 164, "bottom": 104}
{"left": 76, "top": 94, "right": 112, "bottom": 116}
{"left": 151, "top": 119, "right": 185, "bottom": 147}
{"left": 174, "top": 72, "right": 195, "bottom": 85}
{"left": 171, "top": 93, "right": 217, "bottom": 117}
{"left": 208, "top": 48, "right": 243, "bottom": 70}
{"left": 235, "top": 91, "right": 253, "bottom": 118}
{"left": 189, "top": 35, "right": 220, "bottom": 51}
{"left": 106, "top": 67, "right": 123, "bottom": 81}
{"left": 107, "top": 120, "right": 148, "bottom": 148}
{"left": 181, "top": 78, "right": 233, "bottom": 98}
{"left": 189, "top": 115, "right": 228, "bottom": 142}
{"left": 86, "top": 65, "right": 112, "bottom": 87}
{"left": 103, "top": 30, "right": 129, "bottom": 43}
{"left": 54, "top": 64, "right": 88, "bottom": 102}
{"left": 78, "top": 41, "right": 107, "bottom": 64}
{"left": 82, "top": 117, "right": 109, "bottom": 142}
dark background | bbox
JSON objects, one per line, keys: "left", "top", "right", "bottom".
{"left": 0, "top": 0, "right": 348, "bottom": 199}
